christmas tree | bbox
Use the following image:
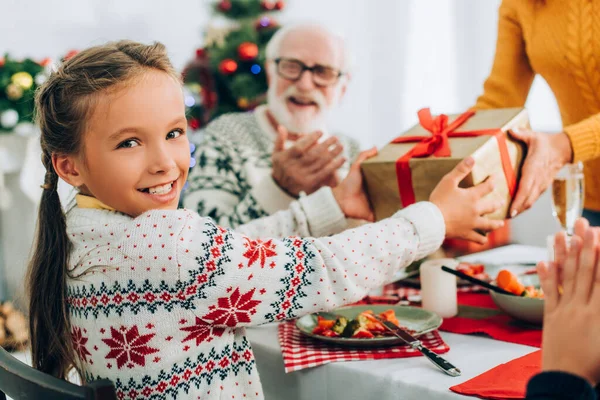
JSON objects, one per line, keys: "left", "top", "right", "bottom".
{"left": 0, "top": 56, "right": 49, "bottom": 133}
{"left": 182, "top": 0, "right": 285, "bottom": 130}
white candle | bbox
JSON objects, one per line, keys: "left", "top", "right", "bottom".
{"left": 420, "top": 258, "right": 458, "bottom": 318}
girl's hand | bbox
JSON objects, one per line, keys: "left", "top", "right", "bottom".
{"left": 429, "top": 157, "right": 505, "bottom": 244}
{"left": 332, "top": 147, "right": 378, "bottom": 222}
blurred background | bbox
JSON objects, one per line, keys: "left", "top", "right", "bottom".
{"left": 0, "top": 0, "right": 562, "bottom": 306}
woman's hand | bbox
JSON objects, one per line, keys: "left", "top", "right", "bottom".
{"left": 508, "top": 129, "right": 572, "bottom": 217}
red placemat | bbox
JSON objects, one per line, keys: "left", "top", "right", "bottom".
{"left": 278, "top": 320, "right": 450, "bottom": 373}
{"left": 382, "top": 284, "right": 543, "bottom": 348}
{"left": 441, "top": 293, "right": 542, "bottom": 348}
{"left": 450, "top": 350, "right": 541, "bottom": 399}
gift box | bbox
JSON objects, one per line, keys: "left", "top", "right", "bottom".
{"left": 361, "top": 108, "right": 529, "bottom": 221}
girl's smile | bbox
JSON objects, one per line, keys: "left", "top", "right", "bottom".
{"left": 136, "top": 177, "right": 180, "bottom": 205}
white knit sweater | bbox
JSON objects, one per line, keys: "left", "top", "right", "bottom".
{"left": 65, "top": 199, "right": 444, "bottom": 399}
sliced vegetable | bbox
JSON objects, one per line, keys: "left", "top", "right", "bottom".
{"left": 331, "top": 317, "right": 348, "bottom": 334}
{"left": 379, "top": 309, "right": 400, "bottom": 326}
{"left": 310, "top": 309, "right": 404, "bottom": 339}
{"left": 523, "top": 286, "right": 544, "bottom": 298}
{"left": 316, "top": 316, "right": 335, "bottom": 330}
{"left": 497, "top": 269, "right": 525, "bottom": 295}
{"left": 457, "top": 263, "right": 485, "bottom": 276}
{"left": 341, "top": 319, "right": 361, "bottom": 338}
{"left": 359, "top": 311, "right": 386, "bottom": 333}
{"left": 320, "top": 329, "right": 339, "bottom": 337}
{"left": 352, "top": 328, "right": 374, "bottom": 338}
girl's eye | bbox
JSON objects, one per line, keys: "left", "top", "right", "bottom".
{"left": 166, "top": 129, "right": 184, "bottom": 140}
{"left": 117, "top": 139, "right": 139, "bottom": 149}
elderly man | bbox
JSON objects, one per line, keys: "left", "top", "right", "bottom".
{"left": 183, "top": 23, "right": 360, "bottom": 236}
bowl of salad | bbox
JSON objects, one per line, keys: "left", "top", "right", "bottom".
{"left": 489, "top": 269, "right": 544, "bottom": 325}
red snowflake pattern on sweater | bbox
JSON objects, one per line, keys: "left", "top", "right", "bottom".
{"left": 71, "top": 326, "right": 91, "bottom": 363}
{"left": 202, "top": 287, "right": 261, "bottom": 327}
{"left": 242, "top": 238, "right": 277, "bottom": 268}
{"left": 102, "top": 326, "right": 159, "bottom": 369}
{"left": 180, "top": 317, "right": 225, "bottom": 345}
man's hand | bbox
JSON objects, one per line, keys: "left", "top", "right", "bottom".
{"left": 271, "top": 125, "right": 345, "bottom": 197}
{"left": 332, "top": 147, "right": 378, "bottom": 222}
{"left": 509, "top": 129, "right": 572, "bottom": 217}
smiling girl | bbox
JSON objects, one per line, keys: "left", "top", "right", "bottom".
{"left": 27, "top": 40, "right": 503, "bottom": 399}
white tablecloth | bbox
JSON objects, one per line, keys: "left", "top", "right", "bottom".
{"left": 247, "top": 244, "right": 548, "bottom": 400}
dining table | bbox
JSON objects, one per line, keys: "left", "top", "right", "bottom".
{"left": 246, "top": 244, "right": 549, "bottom": 400}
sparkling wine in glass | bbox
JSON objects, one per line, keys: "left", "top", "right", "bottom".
{"left": 551, "top": 162, "right": 584, "bottom": 235}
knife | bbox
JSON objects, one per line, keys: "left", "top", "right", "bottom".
{"left": 374, "top": 316, "right": 461, "bottom": 377}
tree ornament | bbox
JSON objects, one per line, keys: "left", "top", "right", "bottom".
{"left": 250, "top": 64, "right": 262, "bottom": 75}
{"left": 219, "top": 59, "right": 238, "bottom": 75}
{"left": 5, "top": 84, "right": 23, "bottom": 101}
{"left": 195, "top": 48, "right": 207, "bottom": 59}
{"left": 237, "top": 97, "right": 249, "bottom": 109}
{"left": 275, "top": 1, "right": 285, "bottom": 10}
{"left": 39, "top": 57, "right": 52, "bottom": 67}
{"left": 204, "top": 24, "right": 232, "bottom": 48}
{"left": 218, "top": 0, "right": 232, "bottom": 12}
{"left": 34, "top": 73, "right": 48, "bottom": 86}
{"left": 261, "top": 0, "right": 275, "bottom": 10}
{"left": 255, "top": 16, "right": 278, "bottom": 31}
{"left": 189, "top": 118, "right": 201, "bottom": 130}
{"left": 63, "top": 50, "right": 79, "bottom": 61}
{"left": 238, "top": 42, "right": 259, "bottom": 61}
{"left": 11, "top": 72, "right": 33, "bottom": 90}
{"left": 0, "top": 58, "right": 4, "bottom": 67}
{"left": 0, "top": 110, "right": 19, "bottom": 129}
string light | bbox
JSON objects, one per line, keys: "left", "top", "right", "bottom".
{"left": 250, "top": 64, "right": 261, "bottom": 74}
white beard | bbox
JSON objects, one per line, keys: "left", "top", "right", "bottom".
{"left": 266, "top": 80, "right": 342, "bottom": 134}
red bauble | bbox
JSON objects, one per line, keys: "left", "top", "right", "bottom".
{"left": 64, "top": 50, "right": 79, "bottom": 60}
{"left": 261, "top": 0, "right": 275, "bottom": 10}
{"left": 39, "top": 57, "right": 52, "bottom": 67}
{"left": 219, "top": 59, "right": 238, "bottom": 75}
{"left": 218, "top": 0, "right": 232, "bottom": 12}
{"left": 0, "top": 58, "right": 4, "bottom": 67}
{"left": 189, "top": 118, "right": 201, "bottom": 130}
{"left": 274, "top": 0, "right": 285, "bottom": 10}
{"left": 195, "top": 48, "right": 207, "bottom": 59}
{"left": 237, "top": 42, "right": 259, "bottom": 61}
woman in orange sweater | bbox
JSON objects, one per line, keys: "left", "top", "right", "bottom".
{"left": 476, "top": 0, "right": 600, "bottom": 225}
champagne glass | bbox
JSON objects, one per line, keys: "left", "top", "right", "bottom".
{"left": 551, "top": 162, "right": 584, "bottom": 236}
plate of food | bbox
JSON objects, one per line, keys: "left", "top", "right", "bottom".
{"left": 295, "top": 305, "right": 442, "bottom": 347}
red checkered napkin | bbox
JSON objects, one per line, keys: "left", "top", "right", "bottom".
{"left": 278, "top": 320, "right": 450, "bottom": 373}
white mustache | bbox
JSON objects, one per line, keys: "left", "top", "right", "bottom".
{"left": 282, "top": 86, "right": 327, "bottom": 109}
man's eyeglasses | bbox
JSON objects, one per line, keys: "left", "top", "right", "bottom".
{"left": 274, "top": 58, "right": 344, "bottom": 87}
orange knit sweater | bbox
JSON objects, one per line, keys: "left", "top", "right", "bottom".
{"left": 475, "top": 0, "right": 600, "bottom": 211}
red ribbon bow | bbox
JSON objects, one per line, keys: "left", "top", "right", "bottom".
{"left": 392, "top": 108, "right": 517, "bottom": 207}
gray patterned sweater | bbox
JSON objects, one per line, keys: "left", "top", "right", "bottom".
{"left": 183, "top": 105, "right": 361, "bottom": 237}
